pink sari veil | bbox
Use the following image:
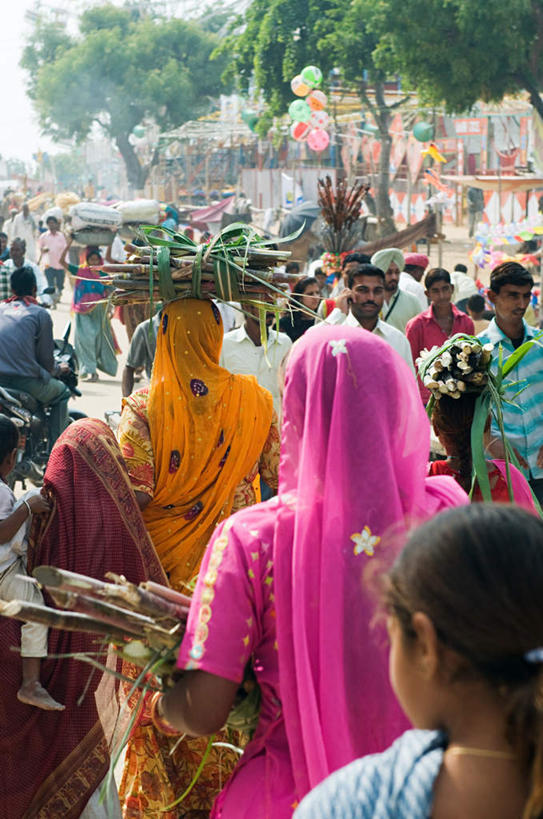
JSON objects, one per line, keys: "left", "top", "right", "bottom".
{"left": 273, "top": 325, "right": 467, "bottom": 797}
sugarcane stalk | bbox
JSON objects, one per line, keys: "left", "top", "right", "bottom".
{"left": 0, "top": 598, "right": 137, "bottom": 641}
{"left": 141, "top": 581, "right": 193, "bottom": 609}
{"left": 48, "top": 589, "right": 158, "bottom": 637}
{"left": 98, "top": 581, "right": 189, "bottom": 623}
{"left": 33, "top": 565, "right": 111, "bottom": 594}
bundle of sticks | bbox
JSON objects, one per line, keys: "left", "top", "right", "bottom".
{"left": 99, "top": 222, "right": 302, "bottom": 307}
{"left": 317, "top": 175, "right": 370, "bottom": 254}
{"left": 0, "top": 566, "right": 189, "bottom": 681}
{"left": 1, "top": 566, "right": 262, "bottom": 734}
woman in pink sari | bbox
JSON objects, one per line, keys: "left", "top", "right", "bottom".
{"left": 155, "top": 325, "right": 468, "bottom": 817}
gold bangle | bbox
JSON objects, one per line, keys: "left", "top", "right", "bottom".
{"left": 150, "top": 691, "right": 180, "bottom": 737}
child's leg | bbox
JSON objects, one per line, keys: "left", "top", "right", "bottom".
{"left": 0, "top": 558, "right": 64, "bottom": 710}
{"left": 18, "top": 622, "right": 64, "bottom": 711}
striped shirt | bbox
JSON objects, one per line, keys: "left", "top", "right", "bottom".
{"left": 478, "top": 318, "right": 543, "bottom": 480}
{"left": 294, "top": 730, "right": 444, "bottom": 819}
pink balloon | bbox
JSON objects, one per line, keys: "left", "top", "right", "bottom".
{"left": 307, "top": 128, "right": 330, "bottom": 152}
{"left": 310, "top": 110, "right": 329, "bottom": 129}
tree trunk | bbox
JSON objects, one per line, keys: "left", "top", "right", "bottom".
{"left": 115, "top": 132, "right": 148, "bottom": 192}
{"left": 374, "top": 83, "right": 396, "bottom": 237}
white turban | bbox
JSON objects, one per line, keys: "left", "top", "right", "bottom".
{"left": 370, "top": 248, "right": 405, "bottom": 273}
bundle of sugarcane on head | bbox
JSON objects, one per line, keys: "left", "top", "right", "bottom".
{"left": 99, "top": 222, "right": 306, "bottom": 313}
{"left": 317, "top": 175, "right": 370, "bottom": 255}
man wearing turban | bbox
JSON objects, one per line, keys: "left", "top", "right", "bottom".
{"left": 370, "top": 248, "right": 422, "bottom": 333}
{"left": 400, "top": 252, "right": 430, "bottom": 311}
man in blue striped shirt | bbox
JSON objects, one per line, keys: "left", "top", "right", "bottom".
{"left": 478, "top": 262, "right": 543, "bottom": 501}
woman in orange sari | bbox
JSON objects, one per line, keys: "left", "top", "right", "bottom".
{"left": 117, "top": 298, "right": 279, "bottom": 816}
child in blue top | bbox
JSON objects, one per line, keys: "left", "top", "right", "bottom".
{"left": 296, "top": 504, "right": 543, "bottom": 819}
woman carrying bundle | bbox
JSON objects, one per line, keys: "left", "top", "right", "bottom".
{"left": 149, "top": 326, "right": 468, "bottom": 817}
{"left": 60, "top": 238, "right": 118, "bottom": 382}
{"left": 117, "top": 297, "right": 279, "bottom": 816}
{"left": 0, "top": 419, "right": 165, "bottom": 818}
{"left": 296, "top": 504, "right": 543, "bottom": 819}
{"left": 417, "top": 335, "right": 535, "bottom": 509}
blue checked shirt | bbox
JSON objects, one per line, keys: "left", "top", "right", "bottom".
{"left": 478, "top": 318, "right": 543, "bottom": 480}
{"left": 294, "top": 731, "right": 444, "bottom": 819}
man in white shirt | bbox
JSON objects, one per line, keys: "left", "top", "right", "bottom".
{"left": 12, "top": 204, "right": 37, "bottom": 262}
{"left": 220, "top": 304, "right": 292, "bottom": 415}
{"left": 323, "top": 263, "right": 415, "bottom": 373}
{"left": 3, "top": 208, "right": 18, "bottom": 245}
{"left": 400, "top": 252, "right": 429, "bottom": 311}
{"left": 451, "top": 262, "right": 478, "bottom": 311}
{"left": 370, "top": 247, "right": 421, "bottom": 333}
{"left": 2, "top": 238, "right": 51, "bottom": 304}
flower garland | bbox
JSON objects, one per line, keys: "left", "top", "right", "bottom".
{"left": 417, "top": 333, "right": 542, "bottom": 511}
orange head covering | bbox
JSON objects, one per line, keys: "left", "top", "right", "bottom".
{"left": 144, "top": 298, "right": 273, "bottom": 588}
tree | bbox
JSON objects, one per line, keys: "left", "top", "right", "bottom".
{"left": 22, "top": 6, "right": 230, "bottom": 190}
{"left": 369, "top": 0, "right": 543, "bottom": 122}
{"left": 323, "top": 0, "right": 410, "bottom": 234}
{"left": 223, "top": 0, "right": 406, "bottom": 234}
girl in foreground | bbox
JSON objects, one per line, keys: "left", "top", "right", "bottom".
{"left": 295, "top": 504, "right": 543, "bottom": 819}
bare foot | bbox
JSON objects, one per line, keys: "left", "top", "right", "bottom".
{"left": 17, "top": 681, "right": 65, "bottom": 711}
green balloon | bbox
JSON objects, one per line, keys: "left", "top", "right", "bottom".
{"left": 413, "top": 121, "right": 434, "bottom": 142}
{"left": 132, "top": 125, "right": 145, "bottom": 138}
{"left": 288, "top": 99, "right": 311, "bottom": 123}
{"left": 242, "top": 110, "right": 259, "bottom": 131}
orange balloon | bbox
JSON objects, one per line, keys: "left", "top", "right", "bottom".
{"left": 307, "top": 90, "right": 327, "bottom": 111}
{"left": 291, "top": 75, "right": 310, "bottom": 97}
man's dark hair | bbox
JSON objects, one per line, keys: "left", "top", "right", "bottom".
{"left": 342, "top": 251, "right": 371, "bottom": 269}
{"left": 454, "top": 263, "right": 468, "bottom": 274}
{"left": 425, "top": 267, "right": 451, "bottom": 290}
{"left": 0, "top": 232, "right": 7, "bottom": 241}
{"left": 314, "top": 267, "right": 324, "bottom": 277}
{"left": 285, "top": 261, "right": 300, "bottom": 274}
{"left": 10, "top": 266, "right": 37, "bottom": 297}
{"left": 490, "top": 262, "right": 534, "bottom": 294}
{"left": 467, "top": 294, "right": 485, "bottom": 314}
{"left": 0, "top": 414, "right": 19, "bottom": 463}
{"left": 348, "top": 263, "right": 385, "bottom": 290}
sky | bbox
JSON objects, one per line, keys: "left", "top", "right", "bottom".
{"left": 0, "top": 2, "right": 57, "bottom": 163}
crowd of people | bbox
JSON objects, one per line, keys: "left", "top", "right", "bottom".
{"left": 2, "top": 215, "right": 543, "bottom": 819}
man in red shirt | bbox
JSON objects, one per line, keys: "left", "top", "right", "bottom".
{"left": 406, "top": 267, "right": 474, "bottom": 403}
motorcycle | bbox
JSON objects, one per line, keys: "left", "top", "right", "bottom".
{"left": 0, "top": 321, "right": 87, "bottom": 489}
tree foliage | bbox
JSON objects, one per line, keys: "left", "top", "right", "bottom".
{"left": 368, "top": 0, "right": 543, "bottom": 119}
{"left": 220, "top": 0, "right": 340, "bottom": 114}
{"left": 22, "top": 6, "right": 230, "bottom": 189}
{"left": 226, "top": 0, "right": 406, "bottom": 233}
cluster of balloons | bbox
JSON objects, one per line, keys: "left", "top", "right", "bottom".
{"left": 288, "top": 66, "right": 330, "bottom": 152}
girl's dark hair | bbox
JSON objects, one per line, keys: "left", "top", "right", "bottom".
{"left": 425, "top": 267, "right": 451, "bottom": 290}
{"left": 386, "top": 504, "right": 543, "bottom": 819}
{"left": 0, "top": 414, "right": 19, "bottom": 462}
{"left": 292, "top": 276, "right": 318, "bottom": 300}
{"left": 431, "top": 394, "right": 477, "bottom": 492}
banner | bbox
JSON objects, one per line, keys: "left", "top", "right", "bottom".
{"left": 281, "top": 173, "right": 304, "bottom": 209}
{"left": 453, "top": 118, "right": 485, "bottom": 136}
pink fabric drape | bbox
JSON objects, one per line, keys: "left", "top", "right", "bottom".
{"left": 274, "top": 325, "right": 468, "bottom": 797}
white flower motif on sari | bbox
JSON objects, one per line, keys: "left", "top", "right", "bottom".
{"left": 329, "top": 338, "right": 348, "bottom": 357}
{"left": 351, "top": 526, "right": 381, "bottom": 557}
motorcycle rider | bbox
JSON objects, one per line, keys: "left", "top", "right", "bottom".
{"left": 1, "top": 238, "right": 52, "bottom": 306}
{"left": 0, "top": 267, "right": 70, "bottom": 447}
